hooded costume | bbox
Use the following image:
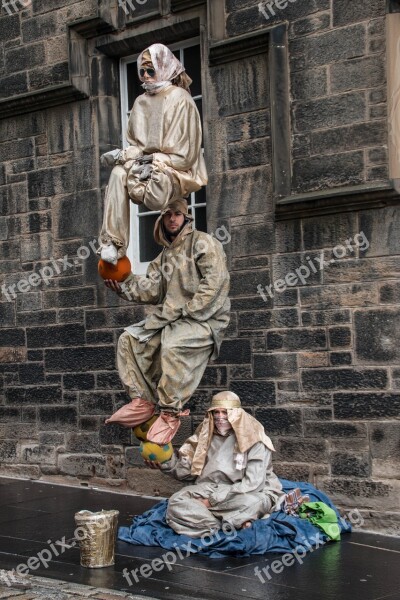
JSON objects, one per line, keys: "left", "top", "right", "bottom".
{"left": 99, "top": 43, "right": 208, "bottom": 260}
{"left": 105, "top": 200, "right": 230, "bottom": 443}
{"left": 161, "top": 391, "right": 285, "bottom": 538}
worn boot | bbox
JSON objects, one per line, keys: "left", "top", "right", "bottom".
{"left": 146, "top": 409, "right": 190, "bottom": 444}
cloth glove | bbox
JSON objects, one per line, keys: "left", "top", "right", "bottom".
{"left": 136, "top": 154, "right": 154, "bottom": 164}
{"left": 139, "top": 164, "right": 154, "bottom": 181}
{"left": 100, "top": 149, "right": 122, "bottom": 167}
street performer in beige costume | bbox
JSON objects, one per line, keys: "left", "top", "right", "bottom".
{"left": 99, "top": 43, "right": 207, "bottom": 264}
{"left": 146, "top": 391, "right": 284, "bottom": 537}
{"left": 104, "top": 200, "right": 230, "bottom": 444}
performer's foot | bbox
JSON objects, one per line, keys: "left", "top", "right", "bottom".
{"left": 101, "top": 243, "right": 118, "bottom": 265}
{"left": 105, "top": 397, "right": 155, "bottom": 428}
{"left": 146, "top": 412, "right": 181, "bottom": 444}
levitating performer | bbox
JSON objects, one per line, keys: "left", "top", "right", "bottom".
{"left": 104, "top": 200, "right": 230, "bottom": 444}
{"left": 146, "top": 391, "right": 285, "bottom": 537}
{"left": 99, "top": 43, "right": 208, "bottom": 264}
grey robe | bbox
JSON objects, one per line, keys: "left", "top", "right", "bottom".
{"left": 161, "top": 432, "right": 285, "bottom": 537}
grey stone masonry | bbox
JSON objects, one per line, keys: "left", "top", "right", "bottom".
{"left": 0, "top": 0, "right": 399, "bottom": 536}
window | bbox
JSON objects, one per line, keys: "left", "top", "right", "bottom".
{"left": 120, "top": 38, "right": 206, "bottom": 273}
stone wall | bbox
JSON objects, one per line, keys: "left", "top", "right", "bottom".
{"left": 0, "top": 0, "right": 399, "bottom": 533}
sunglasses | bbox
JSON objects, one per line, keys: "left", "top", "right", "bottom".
{"left": 139, "top": 67, "right": 156, "bottom": 78}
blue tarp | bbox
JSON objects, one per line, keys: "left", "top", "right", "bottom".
{"left": 118, "top": 479, "right": 352, "bottom": 558}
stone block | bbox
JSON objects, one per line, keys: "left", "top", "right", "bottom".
{"left": 272, "top": 252, "right": 323, "bottom": 288}
{"left": 298, "top": 352, "right": 329, "bottom": 368}
{"left": 300, "top": 283, "right": 379, "bottom": 309}
{"left": 230, "top": 380, "right": 276, "bottom": 406}
{"left": 63, "top": 373, "right": 95, "bottom": 391}
{"left": 274, "top": 463, "right": 312, "bottom": 482}
{"left": 215, "top": 339, "right": 251, "bottom": 364}
{"left": 333, "top": 0, "right": 385, "bottom": 26}
{"left": 0, "top": 14, "right": 20, "bottom": 41}
{"left": 43, "top": 287, "right": 96, "bottom": 309}
{"left": 0, "top": 440, "right": 17, "bottom": 462}
{"left": 0, "top": 302, "right": 15, "bottom": 327}
{"left": 256, "top": 407, "right": 303, "bottom": 436}
{"left": 291, "top": 67, "right": 328, "bottom": 100}
{"left": 0, "top": 407, "right": 20, "bottom": 422}
{"left": 355, "top": 308, "right": 400, "bottom": 364}
{"left": 334, "top": 393, "right": 400, "bottom": 419}
{"left": 20, "top": 444, "right": 56, "bottom": 465}
{"left": 305, "top": 421, "right": 367, "bottom": 438}
{"left": 293, "top": 151, "right": 364, "bottom": 192}
{"left": 226, "top": 110, "right": 270, "bottom": 143}
{"left": 238, "top": 308, "right": 299, "bottom": 330}
{"left": 0, "top": 328, "right": 25, "bottom": 346}
{"left": 311, "top": 121, "right": 386, "bottom": 155}
{"left": 65, "top": 433, "right": 101, "bottom": 453}
{"left": 277, "top": 438, "right": 328, "bottom": 463}
{"left": 80, "top": 392, "right": 114, "bottom": 415}
{"left": 230, "top": 268, "right": 270, "bottom": 297}
{"left": 320, "top": 477, "right": 399, "bottom": 512}
{"left": 6, "top": 385, "right": 62, "bottom": 405}
{"left": 17, "top": 310, "right": 57, "bottom": 327}
{"left": 27, "top": 165, "right": 74, "bottom": 199}
{"left": 228, "top": 138, "right": 270, "bottom": 170}
{"left": 38, "top": 406, "right": 77, "bottom": 430}
{"left": 331, "top": 55, "right": 385, "bottom": 94}
{"left": 6, "top": 43, "right": 45, "bottom": 74}
{"left": 22, "top": 13, "right": 57, "bottom": 43}
{"left": 210, "top": 54, "right": 269, "bottom": 117}
{"left": 199, "top": 366, "right": 228, "bottom": 388}
{"left": 26, "top": 324, "right": 85, "bottom": 348}
{"left": 329, "top": 327, "right": 352, "bottom": 348}
{"left": 85, "top": 307, "right": 143, "bottom": 329}
{"left": 331, "top": 452, "right": 370, "bottom": 477}
{"left": 45, "top": 346, "right": 115, "bottom": 373}
{"left": 330, "top": 352, "right": 352, "bottom": 366}
{"left": 324, "top": 257, "right": 400, "bottom": 285}
{"left": 359, "top": 207, "right": 400, "bottom": 257}
{"left": 267, "top": 328, "right": 326, "bottom": 351}
{"left": 231, "top": 221, "right": 275, "bottom": 257}
{"left": 18, "top": 363, "right": 45, "bottom": 384}
{"left": 39, "top": 432, "right": 64, "bottom": 445}
{"left": 99, "top": 423, "right": 131, "bottom": 445}
{"left": 59, "top": 454, "right": 108, "bottom": 478}
{"left": 294, "top": 93, "right": 366, "bottom": 133}
{"left": 290, "top": 24, "right": 366, "bottom": 69}
{"left": 0, "top": 464, "right": 40, "bottom": 479}
{"left": 303, "top": 408, "right": 332, "bottom": 421}
{"left": 301, "top": 309, "right": 351, "bottom": 326}
{"left": 254, "top": 353, "right": 297, "bottom": 379}
{"left": 302, "top": 368, "right": 387, "bottom": 391}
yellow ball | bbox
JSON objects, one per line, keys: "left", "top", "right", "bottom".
{"left": 140, "top": 441, "right": 173, "bottom": 464}
{"left": 133, "top": 415, "right": 158, "bottom": 441}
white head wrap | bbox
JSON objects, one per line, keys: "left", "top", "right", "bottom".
{"left": 137, "top": 43, "right": 186, "bottom": 95}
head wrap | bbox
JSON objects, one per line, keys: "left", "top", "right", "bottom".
{"left": 178, "top": 391, "right": 276, "bottom": 477}
{"left": 137, "top": 44, "right": 192, "bottom": 95}
{"left": 153, "top": 199, "right": 194, "bottom": 248}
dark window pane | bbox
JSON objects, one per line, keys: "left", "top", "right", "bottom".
{"left": 195, "top": 98, "right": 203, "bottom": 128}
{"left": 139, "top": 215, "right": 161, "bottom": 262}
{"left": 126, "top": 0, "right": 160, "bottom": 19}
{"left": 127, "top": 62, "right": 143, "bottom": 108}
{"left": 184, "top": 45, "right": 202, "bottom": 98}
{"left": 138, "top": 204, "right": 155, "bottom": 214}
{"left": 194, "top": 185, "right": 206, "bottom": 205}
{"left": 193, "top": 206, "right": 207, "bottom": 232}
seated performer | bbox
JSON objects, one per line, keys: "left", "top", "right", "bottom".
{"left": 104, "top": 199, "right": 230, "bottom": 444}
{"left": 99, "top": 43, "right": 208, "bottom": 264}
{"left": 146, "top": 391, "right": 285, "bottom": 537}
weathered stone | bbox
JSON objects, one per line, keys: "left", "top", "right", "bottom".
{"left": 333, "top": 0, "right": 385, "bottom": 26}
{"left": 254, "top": 353, "right": 297, "bottom": 379}
{"left": 293, "top": 151, "right": 364, "bottom": 192}
{"left": 255, "top": 408, "right": 303, "bottom": 436}
{"left": 230, "top": 380, "right": 276, "bottom": 406}
{"left": 299, "top": 352, "right": 329, "bottom": 368}
{"left": 334, "top": 393, "right": 400, "bottom": 419}
{"left": 303, "top": 368, "right": 387, "bottom": 390}
{"left": 331, "top": 452, "right": 370, "bottom": 477}
{"left": 311, "top": 121, "right": 386, "bottom": 155}
{"left": 330, "top": 352, "right": 352, "bottom": 366}
{"left": 20, "top": 444, "right": 56, "bottom": 465}
{"left": 329, "top": 327, "right": 352, "bottom": 348}
{"left": 355, "top": 309, "right": 400, "bottom": 364}
{"left": 291, "top": 67, "right": 328, "bottom": 100}
{"left": 267, "top": 328, "right": 326, "bottom": 351}
{"left": 126, "top": 467, "right": 184, "bottom": 496}
{"left": 238, "top": 309, "right": 299, "bottom": 330}
{"left": 276, "top": 438, "right": 328, "bottom": 462}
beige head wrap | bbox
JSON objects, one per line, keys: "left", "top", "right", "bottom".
{"left": 153, "top": 199, "right": 194, "bottom": 247}
{"left": 137, "top": 44, "right": 192, "bottom": 94}
{"left": 179, "top": 391, "right": 275, "bottom": 477}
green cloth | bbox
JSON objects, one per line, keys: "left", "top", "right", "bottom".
{"left": 298, "top": 501, "right": 341, "bottom": 541}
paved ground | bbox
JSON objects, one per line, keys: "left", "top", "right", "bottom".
{"left": 0, "top": 477, "right": 399, "bottom": 600}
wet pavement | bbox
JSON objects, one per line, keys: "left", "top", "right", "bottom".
{"left": 0, "top": 477, "right": 399, "bottom": 600}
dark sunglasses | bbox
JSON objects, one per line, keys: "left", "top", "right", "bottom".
{"left": 140, "top": 67, "right": 156, "bottom": 78}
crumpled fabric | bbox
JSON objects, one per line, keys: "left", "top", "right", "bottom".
{"left": 118, "top": 479, "right": 351, "bottom": 558}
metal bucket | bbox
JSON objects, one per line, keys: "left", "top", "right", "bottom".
{"left": 74, "top": 509, "right": 119, "bottom": 568}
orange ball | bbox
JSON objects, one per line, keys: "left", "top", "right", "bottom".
{"left": 98, "top": 256, "right": 131, "bottom": 282}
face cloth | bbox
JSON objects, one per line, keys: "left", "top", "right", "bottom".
{"left": 214, "top": 415, "right": 233, "bottom": 436}
{"left": 137, "top": 43, "right": 186, "bottom": 95}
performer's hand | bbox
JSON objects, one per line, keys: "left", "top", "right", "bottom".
{"left": 199, "top": 498, "right": 211, "bottom": 508}
{"left": 100, "top": 149, "right": 122, "bottom": 167}
{"left": 104, "top": 279, "right": 122, "bottom": 293}
{"left": 139, "top": 164, "right": 153, "bottom": 181}
{"left": 144, "top": 459, "right": 162, "bottom": 470}
{"left": 137, "top": 154, "right": 153, "bottom": 164}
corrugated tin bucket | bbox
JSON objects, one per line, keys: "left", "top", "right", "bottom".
{"left": 74, "top": 509, "right": 119, "bottom": 568}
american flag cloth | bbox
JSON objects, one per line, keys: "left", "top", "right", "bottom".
{"left": 284, "top": 488, "right": 311, "bottom": 516}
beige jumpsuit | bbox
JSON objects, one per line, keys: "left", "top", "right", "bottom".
{"left": 117, "top": 223, "right": 230, "bottom": 412}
